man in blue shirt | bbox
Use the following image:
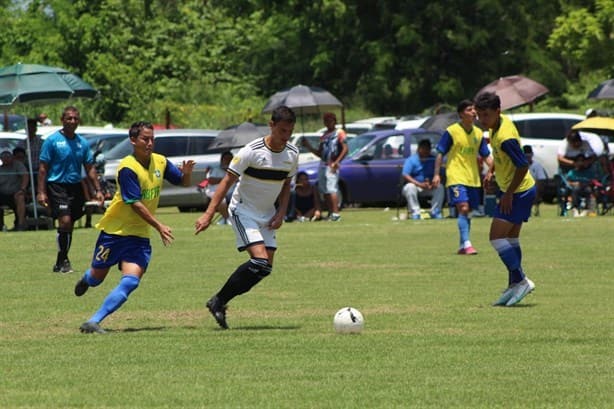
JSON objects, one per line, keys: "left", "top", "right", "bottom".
{"left": 37, "top": 106, "right": 105, "bottom": 273}
{"left": 401, "top": 139, "right": 445, "bottom": 220}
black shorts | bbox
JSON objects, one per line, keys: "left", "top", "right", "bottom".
{"left": 47, "top": 182, "right": 86, "bottom": 220}
{"left": 0, "top": 192, "right": 16, "bottom": 209}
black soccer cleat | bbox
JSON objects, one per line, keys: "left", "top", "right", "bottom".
{"left": 79, "top": 321, "right": 106, "bottom": 334}
{"left": 74, "top": 278, "right": 89, "bottom": 297}
{"left": 206, "top": 296, "right": 229, "bottom": 329}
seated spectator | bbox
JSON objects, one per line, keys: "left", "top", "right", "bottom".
{"left": 291, "top": 171, "right": 321, "bottom": 222}
{"left": 401, "top": 139, "right": 445, "bottom": 220}
{"left": 202, "top": 151, "right": 234, "bottom": 225}
{"left": 0, "top": 150, "right": 29, "bottom": 231}
{"left": 523, "top": 145, "right": 548, "bottom": 216}
{"left": 565, "top": 155, "right": 597, "bottom": 216}
{"left": 37, "top": 113, "right": 52, "bottom": 126}
{"left": 557, "top": 130, "right": 602, "bottom": 173}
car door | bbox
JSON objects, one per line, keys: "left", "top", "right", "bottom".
{"left": 341, "top": 134, "right": 406, "bottom": 204}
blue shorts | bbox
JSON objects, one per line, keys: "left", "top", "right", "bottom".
{"left": 91, "top": 231, "right": 152, "bottom": 270}
{"left": 493, "top": 186, "right": 536, "bottom": 224}
{"left": 447, "top": 185, "right": 481, "bottom": 209}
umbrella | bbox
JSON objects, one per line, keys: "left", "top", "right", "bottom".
{"left": 588, "top": 79, "right": 614, "bottom": 100}
{"left": 476, "top": 75, "right": 549, "bottom": 111}
{"left": 572, "top": 116, "right": 614, "bottom": 137}
{"left": 209, "top": 122, "right": 269, "bottom": 150}
{"left": 419, "top": 112, "right": 459, "bottom": 132}
{"left": 261, "top": 84, "right": 342, "bottom": 115}
{"left": 0, "top": 63, "right": 99, "bottom": 224}
{"left": 0, "top": 63, "right": 98, "bottom": 105}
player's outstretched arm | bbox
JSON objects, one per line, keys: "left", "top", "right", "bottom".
{"left": 131, "top": 201, "right": 174, "bottom": 246}
{"left": 195, "top": 173, "right": 238, "bottom": 235}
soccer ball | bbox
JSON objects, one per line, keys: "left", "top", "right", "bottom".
{"left": 333, "top": 307, "right": 364, "bottom": 334}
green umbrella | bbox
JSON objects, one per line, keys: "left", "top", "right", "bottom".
{"left": 0, "top": 63, "right": 99, "bottom": 226}
{"left": 0, "top": 63, "right": 98, "bottom": 106}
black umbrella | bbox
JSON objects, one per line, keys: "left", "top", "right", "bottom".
{"left": 419, "top": 112, "right": 459, "bottom": 132}
{"left": 209, "top": 122, "right": 269, "bottom": 150}
{"left": 0, "top": 63, "right": 99, "bottom": 223}
{"left": 588, "top": 79, "right": 614, "bottom": 100}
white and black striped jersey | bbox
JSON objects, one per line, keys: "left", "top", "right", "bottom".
{"left": 228, "top": 137, "right": 299, "bottom": 217}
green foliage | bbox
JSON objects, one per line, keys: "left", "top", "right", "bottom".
{"left": 0, "top": 0, "right": 612, "bottom": 126}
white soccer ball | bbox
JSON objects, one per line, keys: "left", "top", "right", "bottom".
{"left": 333, "top": 307, "right": 364, "bottom": 334}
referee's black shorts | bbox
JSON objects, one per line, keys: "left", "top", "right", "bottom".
{"left": 47, "top": 182, "right": 86, "bottom": 220}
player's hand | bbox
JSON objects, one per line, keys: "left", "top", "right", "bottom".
{"left": 194, "top": 213, "right": 213, "bottom": 235}
{"left": 158, "top": 224, "right": 175, "bottom": 246}
{"left": 499, "top": 191, "right": 513, "bottom": 214}
{"left": 181, "top": 160, "right": 196, "bottom": 175}
{"left": 268, "top": 213, "right": 284, "bottom": 230}
{"left": 431, "top": 174, "right": 440, "bottom": 188}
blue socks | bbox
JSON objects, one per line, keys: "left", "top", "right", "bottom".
{"left": 458, "top": 214, "right": 470, "bottom": 246}
{"left": 490, "top": 239, "right": 525, "bottom": 285}
{"left": 89, "top": 275, "right": 140, "bottom": 324}
{"left": 83, "top": 269, "right": 103, "bottom": 287}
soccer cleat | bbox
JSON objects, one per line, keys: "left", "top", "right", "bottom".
{"left": 430, "top": 211, "right": 443, "bottom": 220}
{"left": 60, "top": 260, "right": 74, "bottom": 274}
{"left": 79, "top": 321, "right": 106, "bottom": 334}
{"left": 411, "top": 214, "right": 421, "bottom": 220}
{"left": 458, "top": 246, "right": 477, "bottom": 255}
{"left": 492, "top": 285, "right": 516, "bottom": 306}
{"left": 74, "top": 278, "right": 89, "bottom": 297}
{"left": 505, "top": 278, "right": 535, "bottom": 306}
{"left": 329, "top": 213, "right": 341, "bottom": 222}
{"left": 206, "top": 296, "right": 229, "bottom": 329}
{"left": 52, "top": 264, "right": 61, "bottom": 273}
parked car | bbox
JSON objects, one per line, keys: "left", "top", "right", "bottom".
{"left": 299, "top": 128, "right": 443, "bottom": 206}
{"left": 102, "top": 128, "right": 220, "bottom": 211}
{"left": 0, "top": 132, "right": 26, "bottom": 164}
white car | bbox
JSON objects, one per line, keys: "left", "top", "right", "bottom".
{"left": 507, "top": 113, "right": 587, "bottom": 178}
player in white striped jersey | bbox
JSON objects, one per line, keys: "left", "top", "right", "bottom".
{"left": 195, "top": 106, "right": 299, "bottom": 329}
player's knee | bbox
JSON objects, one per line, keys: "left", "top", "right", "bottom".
{"left": 248, "top": 258, "right": 272, "bottom": 278}
{"left": 119, "top": 275, "right": 140, "bottom": 296}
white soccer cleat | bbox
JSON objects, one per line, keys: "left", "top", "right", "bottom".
{"left": 505, "top": 278, "right": 535, "bottom": 306}
{"left": 492, "top": 285, "right": 516, "bottom": 306}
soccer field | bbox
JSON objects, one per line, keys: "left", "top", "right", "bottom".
{"left": 1, "top": 206, "right": 613, "bottom": 408}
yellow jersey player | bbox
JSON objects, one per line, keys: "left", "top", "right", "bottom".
{"left": 475, "top": 92, "right": 536, "bottom": 307}
{"left": 74, "top": 122, "right": 195, "bottom": 334}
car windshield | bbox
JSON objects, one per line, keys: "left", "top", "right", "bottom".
{"left": 103, "top": 138, "right": 133, "bottom": 160}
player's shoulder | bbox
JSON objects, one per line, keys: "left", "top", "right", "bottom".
{"left": 285, "top": 142, "right": 299, "bottom": 155}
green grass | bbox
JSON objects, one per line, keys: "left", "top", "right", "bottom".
{"left": 1, "top": 205, "right": 613, "bottom": 408}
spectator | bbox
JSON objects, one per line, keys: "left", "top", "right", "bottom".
{"left": 401, "top": 139, "right": 445, "bottom": 220}
{"left": 432, "top": 99, "right": 492, "bottom": 255}
{"left": 557, "top": 130, "right": 601, "bottom": 173}
{"left": 203, "top": 150, "right": 234, "bottom": 225}
{"left": 565, "top": 155, "right": 597, "bottom": 216}
{"left": 12, "top": 146, "right": 26, "bottom": 164}
{"left": 291, "top": 171, "right": 321, "bottom": 222}
{"left": 523, "top": 145, "right": 548, "bottom": 216}
{"left": 18, "top": 118, "right": 43, "bottom": 188}
{"left": 37, "top": 106, "right": 105, "bottom": 273}
{"left": 37, "top": 113, "right": 52, "bottom": 126}
{"left": 0, "top": 150, "right": 29, "bottom": 231}
{"left": 301, "top": 112, "right": 348, "bottom": 221}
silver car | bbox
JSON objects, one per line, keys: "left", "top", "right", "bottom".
{"left": 102, "top": 129, "right": 221, "bottom": 211}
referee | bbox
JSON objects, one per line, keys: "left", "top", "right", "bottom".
{"left": 37, "top": 106, "right": 104, "bottom": 273}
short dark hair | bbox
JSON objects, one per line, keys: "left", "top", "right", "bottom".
{"left": 12, "top": 146, "right": 26, "bottom": 156}
{"left": 221, "top": 150, "right": 233, "bottom": 160}
{"left": 522, "top": 145, "right": 533, "bottom": 154}
{"left": 62, "top": 106, "right": 80, "bottom": 118}
{"left": 474, "top": 92, "right": 501, "bottom": 110}
{"left": 457, "top": 99, "right": 474, "bottom": 113}
{"left": 566, "top": 129, "right": 581, "bottom": 143}
{"left": 418, "top": 139, "right": 432, "bottom": 149}
{"left": 129, "top": 121, "right": 154, "bottom": 139}
{"left": 271, "top": 105, "right": 296, "bottom": 124}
